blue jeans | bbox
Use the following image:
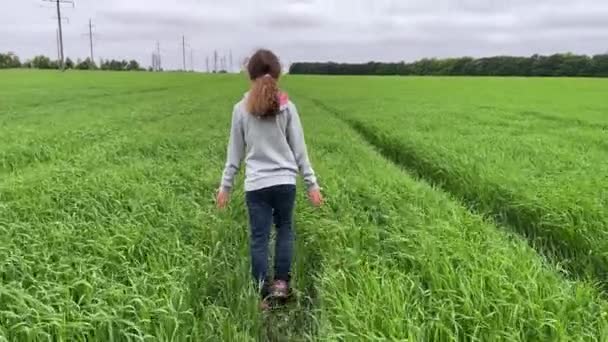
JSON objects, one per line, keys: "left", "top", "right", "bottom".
{"left": 245, "top": 184, "right": 296, "bottom": 297}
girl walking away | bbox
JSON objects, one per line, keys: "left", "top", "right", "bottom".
{"left": 216, "top": 49, "right": 323, "bottom": 309}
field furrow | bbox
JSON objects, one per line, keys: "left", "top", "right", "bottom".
{"left": 292, "top": 96, "right": 608, "bottom": 341}
{"left": 0, "top": 74, "right": 325, "bottom": 341}
{"left": 2, "top": 70, "right": 608, "bottom": 341}
{"left": 288, "top": 76, "right": 608, "bottom": 288}
{"left": 309, "top": 96, "right": 604, "bottom": 283}
{"left": 0, "top": 93, "right": 265, "bottom": 340}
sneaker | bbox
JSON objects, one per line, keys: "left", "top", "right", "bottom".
{"left": 271, "top": 280, "right": 289, "bottom": 299}
{"left": 260, "top": 299, "right": 271, "bottom": 311}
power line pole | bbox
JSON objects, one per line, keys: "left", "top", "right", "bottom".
{"left": 152, "top": 41, "right": 161, "bottom": 72}
{"left": 43, "top": 0, "right": 74, "bottom": 71}
{"left": 229, "top": 50, "right": 233, "bottom": 73}
{"left": 213, "top": 50, "right": 218, "bottom": 72}
{"left": 56, "top": 28, "right": 61, "bottom": 62}
{"left": 157, "top": 41, "right": 161, "bottom": 67}
{"left": 88, "top": 18, "right": 94, "bottom": 63}
{"left": 206, "top": 56, "right": 209, "bottom": 73}
{"left": 55, "top": 0, "right": 64, "bottom": 70}
{"left": 182, "top": 35, "right": 186, "bottom": 71}
{"left": 156, "top": 41, "right": 162, "bottom": 71}
{"left": 190, "top": 49, "right": 194, "bottom": 72}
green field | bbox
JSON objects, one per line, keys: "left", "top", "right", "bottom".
{"left": 1, "top": 70, "right": 608, "bottom": 341}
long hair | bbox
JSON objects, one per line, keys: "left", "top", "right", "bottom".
{"left": 246, "top": 49, "right": 282, "bottom": 117}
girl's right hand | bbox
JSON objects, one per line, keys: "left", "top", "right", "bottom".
{"left": 308, "top": 188, "right": 324, "bottom": 207}
{"left": 216, "top": 190, "right": 230, "bottom": 209}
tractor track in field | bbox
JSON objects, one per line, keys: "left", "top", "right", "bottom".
{"left": 515, "top": 110, "right": 608, "bottom": 132}
{"left": 2, "top": 91, "right": 322, "bottom": 340}
{"left": 306, "top": 96, "right": 608, "bottom": 291}
{"left": 21, "top": 87, "right": 174, "bottom": 110}
{"left": 261, "top": 228, "right": 321, "bottom": 342}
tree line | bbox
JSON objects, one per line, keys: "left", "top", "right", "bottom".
{"left": 0, "top": 52, "right": 145, "bottom": 71}
{"left": 289, "top": 53, "right": 608, "bottom": 77}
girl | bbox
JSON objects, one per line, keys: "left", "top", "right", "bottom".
{"left": 216, "top": 49, "right": 323, "bottom": 308}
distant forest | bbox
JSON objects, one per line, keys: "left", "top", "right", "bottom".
{"left": 5, "top": 51, "right": 608, "bottom": 77}
{"left": 0, "top": 52, "right": 145, "bottom": 71}
{"left": 289, "top": 53, "right": 608, "bottom": 77}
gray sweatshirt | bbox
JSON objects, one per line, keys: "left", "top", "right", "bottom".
{"left": 220, "top": 92, "right": 319, "bottom": 193}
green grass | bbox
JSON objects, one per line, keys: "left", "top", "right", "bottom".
{"left": 1, "top": 70, "right": 608, "bottom": 341}
{"left": 288, "top": 76, "right": 608, "bottom": 285}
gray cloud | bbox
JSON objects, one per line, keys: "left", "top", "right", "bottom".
{"left": 0, "top": 0, "right": 606, "bottom": 70}
{"left": 259, "top": 11, "right": 326, "bottom": 29}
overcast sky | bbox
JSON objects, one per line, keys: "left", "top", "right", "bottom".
{"left": 1, "top": 0, "right": 607, "bottom": 71}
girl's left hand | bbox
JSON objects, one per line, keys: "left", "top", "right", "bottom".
{"left": 308, "top": 188, "right": 324, "bottom": 207}
{"left": 216, "top": 190, "right": 230, "bottom": 209}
